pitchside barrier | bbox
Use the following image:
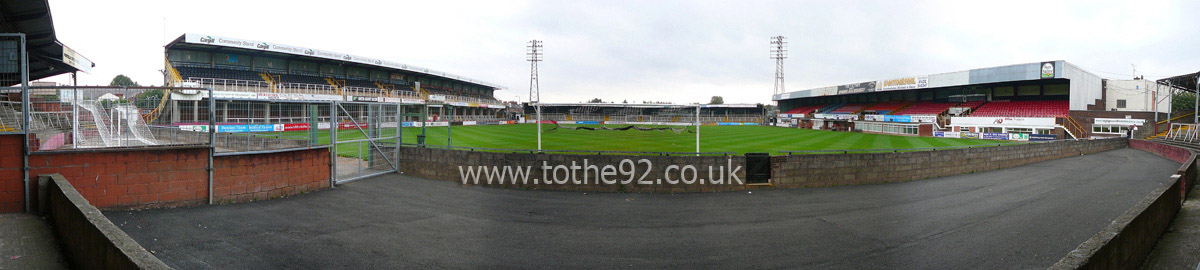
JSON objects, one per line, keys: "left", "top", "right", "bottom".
{"left": 394, "top": 137, "right": 1128, "bottom": 193}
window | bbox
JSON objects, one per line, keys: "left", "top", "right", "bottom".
{"left": 1116, "top": 100, "right": 1126, "bottom": 108}
{"left": 1007, "top": 128, "right": 1033, "bottom": 134}
{"left": 1037, "top": 129, "right": 1053, "bottom": 135}
{"left": 983, "top": 127, "right": 1003, "bottom": 133}
{"left": 960, "top": 127, "right": 970, "bottom": 132}
{"left": 1092, "top": 125, "right": 1129, "bottom": 134}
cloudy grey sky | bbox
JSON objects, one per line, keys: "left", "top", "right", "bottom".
{"left": 42, "top": 0, "right": 1200, "bottom": 104}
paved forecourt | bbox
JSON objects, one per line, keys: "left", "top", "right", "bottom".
{"left": 107, "top": 148, "right": 1175, "bottom": 269}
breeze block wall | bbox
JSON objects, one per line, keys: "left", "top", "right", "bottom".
{"left": 771, "top": 138, "right": 1129, "bottom": 188}
{"left": 212, "top": 148, "right": 331, "bottom": 203}
{"left": 397, "top": 147, "right": 748, "bottom": 193}
{"left": 0, "top": 134, "right": 25, "bottom": 212}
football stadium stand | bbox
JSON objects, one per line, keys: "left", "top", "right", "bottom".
{"left": 893, "top": 101, "right": 957, "bottom": 115}
{"left": 969, "top": 100, "right": 1069, "bottom": 118}
{"left": 829, "top": 103, "right": 868, "bottom": 114}
{"left": 862, "top": 101, "right": 910, "bottom": 113}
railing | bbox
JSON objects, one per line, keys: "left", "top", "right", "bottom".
{"left": 187, "top": 77, "right": 505, "bottom": 107}
{"left": 1166, "top": 123, "right": 1199, "bottom": 142}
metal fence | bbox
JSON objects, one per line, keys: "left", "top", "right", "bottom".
{"left": 332, "top": 102, "right": 400, "bottom": 183}
{"left": 25, "top": 86, "right": 211, "bottom": 151}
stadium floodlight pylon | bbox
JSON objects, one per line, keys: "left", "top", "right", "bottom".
{"left": 527, "top": 40, "right": 544, "bottom": 150}
{"left": 771, "top": 36, "right": 787, "bottom": 96}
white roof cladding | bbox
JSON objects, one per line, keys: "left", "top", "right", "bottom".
{"left": 773, "top": 61, "right": 1103, "bottom": 110}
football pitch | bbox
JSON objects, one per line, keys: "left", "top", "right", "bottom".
{"left": 265, "top": 124, "right": 1013, "bottom": 156}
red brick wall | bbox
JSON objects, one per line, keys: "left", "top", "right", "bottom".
{"left": 1129, "top": 139, "right": 1193, "bottom": 163}
{"left": 212, "top": 148, "right": 330, "bottom": 203}
{"left": 28, "top": 148, "right": 210, "bottom": 209}
{"left": 0, "top": 135, "right": 24, "bottom": 213}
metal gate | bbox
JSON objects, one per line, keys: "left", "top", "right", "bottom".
{"left": 332, "top": 101, "right": 400, "bottom": 184}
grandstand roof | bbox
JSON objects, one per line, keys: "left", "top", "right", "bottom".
{"left": 0, "top": 0, "right": 94, "bottom": 85}
{"left": 1158, "top": 71, "right": 1199, "bottom": 93}
{"left": 165, "top": 33, "right": 502, "bottom": 89}
{"left": 773, "top": 60, "right": 1095, "bottom": 101}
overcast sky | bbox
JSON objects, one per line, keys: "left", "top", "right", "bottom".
{"left": 41, "top": 0, "right": 1200, "bottom": 104}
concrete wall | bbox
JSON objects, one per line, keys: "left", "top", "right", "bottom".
{"left": 38, "top": 174, "right": 171, "bottom": 269}
{"left": 771, "top": 138, "right": 1127, "bottom": 188}
{"left": 1051, "top": 140, "right": 1196, "bottom": 269}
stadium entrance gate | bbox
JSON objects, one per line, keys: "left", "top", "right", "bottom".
{"left": 332, "top": 101, "right": 400, "bottom": 184}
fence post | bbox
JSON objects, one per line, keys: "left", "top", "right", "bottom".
{"left": 329, "top": 101, "right": 337, "bottom": 187}
{"left": 208, "top": 87, "right": 216, "bottom": 205}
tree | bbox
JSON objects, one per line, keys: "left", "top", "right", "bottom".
{"left": 709, "top": 96, "right": 724, "bottom": 105}
{"left": 109, "top": 75, "right": 140, "bottom": 87}
{"left": 1174, "top": 92, "right": 1196, "bottom": 117}
{"left": 588, "top": 98, "right": 603, "bottom": 103}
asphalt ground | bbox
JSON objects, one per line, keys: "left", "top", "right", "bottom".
{"left": 106, "top": 148, "right": 1178, "bottom": 269}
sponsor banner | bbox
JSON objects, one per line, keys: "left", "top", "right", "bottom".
{"left": 313, "top": 94, "right": 343, "bottom": 101}
{"left": 981, "top": 132, "right": 1009, "bottom": 140}
{"left": 462, "top": 121, "right": 477, "bottom": 126}
{"left": 934, "top": 131, "right": 961, "bottom": 138}
{"left": 426, "top": 121, "right": 449, "bottom": 127}
{"left": 498, "top": 121, "right": 510, "bottom": 125}
{"left": 1030, "top": 134, "right": 1057, "bottom": 141}
{"left": 449, "top": 102, "right": 469, "bottom": 107}
{"left": 212, "top": 91, "right": 259, "bottom": 99}
{"left": 743, "top": 123, "right": 759, "bottom": 126}
{"left": 402, "top": 98, "right": 425, "bottom": 104}
{"left": 961, "top": 132, "right": 980, "bottom": 139}
{"left": 178, "top": 125, "right": 209, "bottom": 132}
{"left": 950, "top": 117, "right": 1056, "bottom": 127}
{"left": 911, "top": 115, "right": 937, "bottom": 123}
{"left": 338, "top": 122, "right": 368, "bottom": 130}
{"left": 468, "top": 103, "right": 480, "bottom": 108}
{"left": 836, "top": 81, "right": 876, "bottom": 94}
{"left": 216, "top": 124, "right": 276, "bottom": 133}
{"left": 1008, "top": 133, "right": 1030, "bottom": 141}
{"left": 606, "top": 121, "right": 625, "bottom": 125}
{"left": 884, "top": 115, "right": 912, "bottom": 123}
{"left": 1094, "top": 118, "right": 1145, "bottom": 126}
{"left": 813, "top": 113, "right": 859, "bottom": 121}
{"left": 428, "top": 95, "right": 446, "bottom": 102}
{"left": 718, "top": 122, "right": 743, "bottom": 126}
{"left": 317, "top": 123, "right": 331, "bottom": 130}
{"left": 351, "top": 96, "right": 380, "bottom": 102}
{"left": 1040, "top": 61, "right": 1056, "bottom": 79}
{"left": 61, "top": 44, "right": 94, "bottom": 73}
{"left": 574, "top": 121, "right": 600, "bottom": 125}
{"left": 879, "top": 76, "right": 930, "bottom": 91}
{"left": 863, "top": 115, "right": 885, "bottom": 121}
{"left": 281, "top": 123, "right": 310, "bottom": 131}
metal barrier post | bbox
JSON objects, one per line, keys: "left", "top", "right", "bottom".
{"left": 330, "top": 101, "right": 337, "bottom": 187}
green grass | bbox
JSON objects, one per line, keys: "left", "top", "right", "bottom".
{"left": 264, "top": 124, "right": 1014, "bottom": 157}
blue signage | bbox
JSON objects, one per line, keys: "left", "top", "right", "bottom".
{"left": 1029, "top": 134, "right": 1057, "bottom": 141}
{"left": 981, "top": 132, "right": 1009, "bottom": 140}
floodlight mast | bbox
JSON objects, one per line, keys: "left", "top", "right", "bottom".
{"left": 771, "top": 36, "right": 788, "bottom": 97}
{"left": 528, "top": 40, "right": 543, "bottom": 151}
